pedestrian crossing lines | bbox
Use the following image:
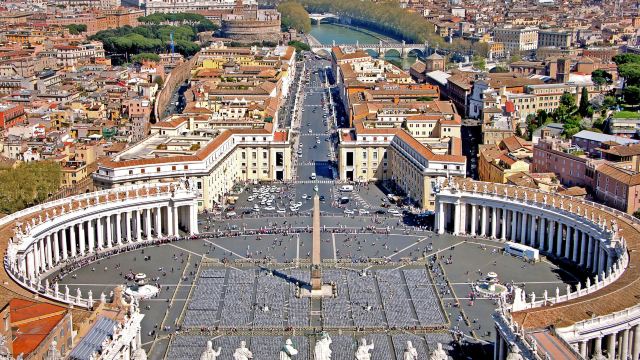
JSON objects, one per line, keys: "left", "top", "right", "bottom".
{"left": 352, "top": 193, "right": 371, "bottom": 209}
{"left": 292, "top": 180, "right": 335, "bottom": 184}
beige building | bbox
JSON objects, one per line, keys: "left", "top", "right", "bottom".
{"left": 94, "top": 118, "right": 291, "bottom": 210}
{"left": 537, "top": 30, "right": 573, "bottom": 48}
{"left": 494, "top": 27, "right": 539, "bottom": 52}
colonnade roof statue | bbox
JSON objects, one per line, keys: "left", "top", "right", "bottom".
{"left": 200, "top": 340, "right": 221, "bottom": 360}
{"left": 280, "top": 338, "right": 298, "bottom": 360}
{"left": 403, "top": 341, "right": 418, "bottom": 360}
{"left": 314, "top": 332, "right": 332, "bottom": 360}
{"left": 428, "top": 342, "right": 447, "bottom": 360}
{"left": 355, "top": 338, "right": 374, "bottom": 360}
{"left": 233, "top": 341, "right": 252, "bottom": 360}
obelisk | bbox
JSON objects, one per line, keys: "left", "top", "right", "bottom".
{"left": 311, "top": 193, "right": 322, "bottom": 291}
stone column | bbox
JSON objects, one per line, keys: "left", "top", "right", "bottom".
{"left": 491, "top": 207, "right": 497, "bottom": 238}
{"left": 579, "top": 231, "right": 587, "bottom": 267}
{"left": 453, "top": 202, "right": 461, "bottom": 235}
{"left": 529, "top": 215, "right": 536, "bottom": 247}
{"left": 500, "top": 208, "right": 507, "bottom": 240}
{"left": 520, "top": 212, "right": 527, "bottom": 244}
{"left": 595, "top": 336, "right": 603, "bottom": 358}
{"left": 146, "top": 209, "right": 152, "bottom": 240}
{"left": 60, "top": 228, "right": 68, "bottom": 261}
{"left": 606, "top": 253, "right": 613, "bottom": 277}
{"left": 494, "top": 330, "right": 500, "bottom": 360}
{"left": 510, "top": 210, "right": 517, "bottom": 241}
{"left": 459, "top": 203, "right": 467, "bottom": 235}
{"left": 88, "top": 219, "right": 95, "bottom": 253}
{"left": 78, "top": 223, "right": 85, "bottom": 255}
{"left": 579, "top": 341, "right": 587, "bottom": 359}
{"left": 167, "top": 206, "right": 174, "bottom": 236}
{"left": 587, "top": 235, "right": 594, "bottom": 270}
{"left": 173, "top": 206, "right": 180, "bottom": 236}
{"left": 548, "top": 220, "right": 555, "bottom": 254}
{"left": 564, "top": 225, "right": 572, "bottom": 259}
{"left": 68, "top": 226, "right": 75, "bottom": 257}
{"left": 26, "top": 250, "right": 35, "bottom": 280}
{"left": 126, "top": 211, "right": 132, "bottom": 241}
{"left": 190, "top": 204, "right": 198, "bottom": 235}
{"left": 538, "top": 217, "right": 546, "bottom": 251}
{"left": 470, "top": 205, "right": 477, "bottom": 236}
{"left": 45, "top": 235, "right": 52, "bottom": 270}
{"left": 481, "top": 205, "right": 487, "bottom": 237}
{"left": 115, "top": 213, "right": 121, "bottom": 245}
{"left": 556, "top": 222, "right": 564, "bottom": 257}
{"left": 52, "top": 231, "right": 60, "bottom": 264}
{"left": 598, "top": 247, "right": 606, "bottom": 277}
{"left": 632, "top": 324, "right": 640, "bottom": 360}
{"left": 33, "top": 241, "right": 41, "bottom": 275}
{"left": 622, "top": 328, "right": 630, "bottom": 360}
{"left": 97, "top": 217, "right": 104, "bottom": 250}
{"left": 155, "top": 207, "right": 162, "bottom": 238}
{"left": 105, "top": 215, "right": 112, "bottom": 248}
{"left": 136, "top": 210, "right": 143, "bottom": 241}
{"left": 607, "top": 332, "right": 616, "bottom": 360}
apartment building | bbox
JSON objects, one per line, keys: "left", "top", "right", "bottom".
{"left": 493, "top": 27, "right": 539, "bottom": 52}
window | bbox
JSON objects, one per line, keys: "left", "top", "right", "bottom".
{"left": 129, "top": 170, "right": 133, "bottom": 175}
{"left": 156, "top": 167, "right": 160, "bottom": 172}
{"left": 184, "top": 165, "right": 188, "bottom": 170}
{"left": 172, "top": 166, "right": 176, "bottom": 170}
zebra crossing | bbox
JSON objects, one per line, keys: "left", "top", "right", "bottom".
{"left": 292, "top": 180, "right": 335, "bottom": 184}
{"left": 352, "top": 192, "right": 371, "bottom": 209}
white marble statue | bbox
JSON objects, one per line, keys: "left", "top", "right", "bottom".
{"left": 201, "top": 340, "right": 222, "bottom": 360}
{"left": 314, "top": 332, "right": 332, "bottom": 360}
{"left": 429, "top": 342, "right": 447, "bottom": 360}
{"left": 44, "top": 340, "right": 62, "bottom": 360}
{"left": 403, "top": 341, "right": 418, "bottom": 360}
{"left": 505, "top": 345, "right": 524, "bottom": 360}
{"left": 280, "top": 338, "right": 298, "bottom": 360}
{"left": 233, "top": 341, "right": 252, "bottom": 360}
{"left": 355, "top": 338, "right": 374, "bottom": 360}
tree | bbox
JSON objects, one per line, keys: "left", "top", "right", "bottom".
{"left": 0, "top": 161, "right": 61, "bottom": 214}
{"left": 619, "top": 63, "right": 640, "bottom": 87}
{"left": 472, "top": 55, "right": 486, "bottom": 71}
{"left": 634, "top": 209, "right": 640, "bottom": 220}
{"left": 416, "top": 96, "right": 434, "bottom": 101}
{"left": 153, "top": 76, "right": 164, "bottom": 89}
{"left": 132, "top": 53, "right": 161, "bottom": 63}
{"left": 65, "top": 24, "right": 87, "bottom": 35}
{"left": 603, "top": 95, "right": 617, "bottom": 109}
{"left": 490, "top": 66, "right": 510, "bottom": 73}
{"left": 278, "top": 1, "right": 311, "bottom": 33}
{"left": 578, "top": 87, "right": 591, "bottom": 117}
{"left": 591, "top": 69, "right": 612, "bottom": 85}
{"left": 613, "top": 53, "right": 640, "bottom": 66}
{"left": 288, "top": 40, "right": 311, "bottom": 52}
{"left": 624, "top": 85, "right": 640, "bottom": 105}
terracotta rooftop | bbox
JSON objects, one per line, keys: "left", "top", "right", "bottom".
{"left": 9, "top": 298, "right": 67, "bottom": 358}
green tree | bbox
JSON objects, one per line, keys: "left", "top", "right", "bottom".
{"left": 472, "top": 55, "right": 486, "bottom": 71}
{"left": 288, "top": 40, "right": 311, "bottom": 52}
{"left": 619, "top": 63, "right": 640, "bottom": 87}
{"left": 578, "top": 87, "right": 591, "bottom": 117}
{"left": 0, "top": 161, "right": 62, "bottom": 214}
{"left": 603, "top": 95, "right": 618, "bottom": 108}
{"left": 624, "top": 85, "right": 640, "bottom": 105}
{"left": 153, "top": 76, "right": 164, "bottom": 88}
{"left": 490, "top": 66, "right": 510, "bottom": 73}
{"left": 613, "top": 53, "right": 640, "bottom": 65}
{"left": 278, "top": 1, "right": 311, "bottom": 33}
{"left": 634, "top": 209, "right": 640, "bottom": 220}
{"left": 65, "top": 24, "right": 87, "bottom": 35}
{"left": 132, "top": 53, "right": 161, "bottom": 63}
{"left": 591, "top": 69, "right": 612, "bottom": 85}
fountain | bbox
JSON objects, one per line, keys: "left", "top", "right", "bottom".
{"left": 475, "top": 272, "right": 507, "bottom": 296}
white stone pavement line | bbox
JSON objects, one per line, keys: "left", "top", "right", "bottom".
{"left": 385, "top": 236, "right": 433, "bottom": 259}
{"left": 332, "top": 233, "right": 337, "bottom": 262}
{"left": 202, "top": 238, "right": 248, "bottom": 260}
{"left": 161, "top": 253, "right": 194, "bottom": 331}
{"left": 423, "top": 241, "right": 466, "bottom": 259}
{"left": 142, "top": 334, "right": 170, "bottom": 347}
{"left": 168, "top": 243, "right": 241, "bottom": 271}
{"left": 296, "top": 233, "right": 300, "bottom": 268}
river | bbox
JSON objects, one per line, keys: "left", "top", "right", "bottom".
{"left": 309, "top": 23, "right": 418, "bottom": 69}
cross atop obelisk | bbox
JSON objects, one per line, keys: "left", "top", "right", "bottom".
{"left": 311, "top": 193, "right": 322, "bottom": 291}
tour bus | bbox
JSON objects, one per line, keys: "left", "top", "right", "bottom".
{"left": 504, "top": 242, "right": 540, "bottom": 262}
{"left": 339, "top": 185, "right": 354, "bottom": 192}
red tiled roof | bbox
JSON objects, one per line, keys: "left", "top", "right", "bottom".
{"left": 10, "top": 298, "right": 67, "bottom": 357}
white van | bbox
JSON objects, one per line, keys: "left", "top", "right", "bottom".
{"left": 310, "top": 173, "right": 317, "bottom": 180}
{"left": 339, "top": 185, "right": 354, "bottom": 192}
